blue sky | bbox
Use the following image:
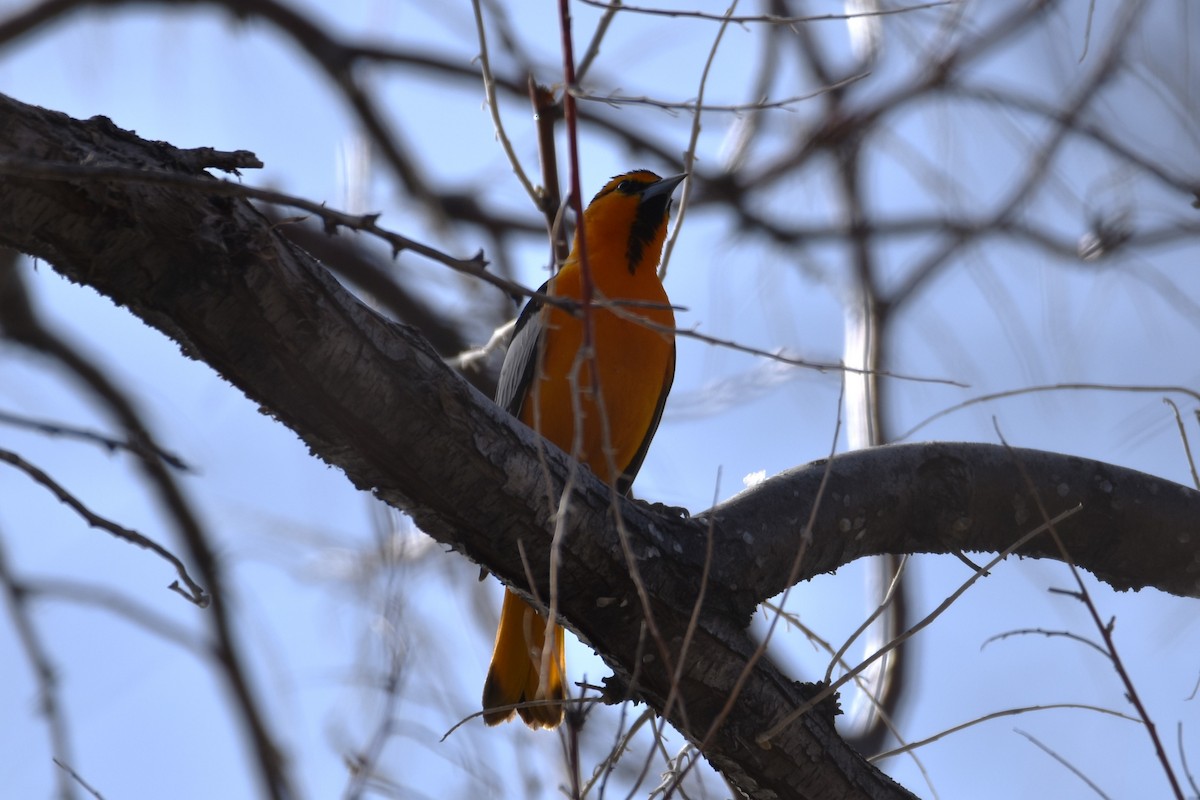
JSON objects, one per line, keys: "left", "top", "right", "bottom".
{"left": 2, "top": 2, "right": 1198, "bottom": 798}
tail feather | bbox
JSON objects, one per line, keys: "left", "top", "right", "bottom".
{"left": 482, "top": 588, "right": 565, "bottom": 728}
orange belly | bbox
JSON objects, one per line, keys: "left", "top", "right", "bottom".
{"left": 520, "top": 299, "right": 673, "bottom": 482}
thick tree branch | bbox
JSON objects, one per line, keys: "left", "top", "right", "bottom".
{"left": 706, "top": 444, "right": 1200, "bottom": 603}
{"left": 3, "top": 93, "right": 1197, "bottom": 799}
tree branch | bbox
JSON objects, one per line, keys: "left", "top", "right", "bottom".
{"left": 706, "top": 442, "right": 1200, "bottom": 603}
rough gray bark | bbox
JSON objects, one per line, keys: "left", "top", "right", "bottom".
{"left": 3, "top": 93, "right": 1197, "bottom": 799}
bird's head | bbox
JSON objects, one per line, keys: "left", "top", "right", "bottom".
{"left": 579, "top": 170, "right": 686, "bottom": 275}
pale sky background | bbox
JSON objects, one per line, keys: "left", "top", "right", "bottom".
{"left": 1, "top": 2, "right": 1198, "bottom": 799}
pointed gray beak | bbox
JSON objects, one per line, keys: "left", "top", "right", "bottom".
{"left": 640, "top": 173, "right": 687, "bottom": 202}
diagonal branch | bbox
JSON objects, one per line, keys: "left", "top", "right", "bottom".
{"left": 0, "top": 448, "right": 207, "bottom": 605}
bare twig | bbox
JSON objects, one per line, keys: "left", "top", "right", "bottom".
{"left": 1178, "top": 722, "right": 1200, "bottom": 800}
{"left": 997, "top": 423, "right": 1186, "bottom": 799}
{"left": 1016, "top": 729, "right": 1113, "bottom": 799}
{"left": 657, "top": 469, "right": 721, "bottom": 742}
{"left": 342, "top": 642, "right": 406, "bottom": 800}
{"left": 577, "top": 0, "right": 955, "bottom": 25}
{"left": 52, "top": 760, "right": 104, "bottom": 800}
{"left": 0, "top": 536, "right": 78, "bottom": 800}
{"left": 756, "top": 503, "right": 1082, "bottom": 746}
{"left": 575, "top": 72, "right": 868, "bottom": 116}
{"left": 896, "top": 383, "right": 1200, "bottom": 442}
{"left": 825, "top": 555, "right": 909, "bottom": 683}
{"left": 693, "top": 368, "right": 845, "bottom": 766}
{"left": 471, "top": 0, "right": 539, "bottom": 205}
{"left": 873, "top": 704, "right": 1138, "bottom": 762}
{"left": 0, "top": 252, "right": 293, "bottom": 800}
{"left": 600, "top": 300, "right": 967, "bottom": 387}
{"left": 760, "top": 598, "right": 937, "bottom": 796}
{"left": 28, "top": 579, "right": 204, "bottom": 655}
{"left": 980, "top": 627, "right": 1110, "bottom": 661}
{"left": 0, "top": 448, "right": 208, "bottom": 606}
{"left": 527, "top": 78, "right": 570, "bottom": 265}
{"left": 1163, "top": 398, "right": 1200, "bottom": 490}
{"left": 0, "top": 157, "right": 501, "bottom": 291}
{"left": 581, "top": 709, "right": 656, "bottom": 796}
{"left": 660, "top": 0, "right": 737, "bottom": 281}
{"left": 575, "top": 0, "right": 620, "bottom": 81}
{"left": 0, "top": 409, "right": 190, "bottom": 470}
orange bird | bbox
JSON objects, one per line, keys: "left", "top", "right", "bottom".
{"left": 482, "top": 170, "right": 685, "bottom": 728}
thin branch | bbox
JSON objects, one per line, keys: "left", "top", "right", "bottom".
{"left": 761, "top": 598, "right": 939, "bottom": 795}
{"left": 471, "top": 0, "right": 539, "bottom": 205}
{"left": 0, "top": 157, "right": 500, "bottom": 291}
{"left": 1179, "top": 722, "right": 1200, "bottom": 800}
{"left": 1016, "top": 729, "right": 1114, "bottom": 799}
{"left": 577, "top": 0, "right": 956, "bottom": 25}
{"left": 998, "top": 425, "right": 1185, "bottom": 799}
{"left": 660, "top": 0, "right": 737, "bottom": 281}
{"left": 0, "top": 0, "right": 438, "bottom": 217}
{"left": 527, "top": 78, "right": 570, "bottom": 266}
{"left": 341, "top": 646, "right": 406, "bottom": 800}
{"left": 1163, "top": 399, "right": 1200, "bottom": 490}
{"left": 52, "top": 760, "right": 104, "bottom": 800}
{"left": 889, "top": 0, "right": 1142, "bottom": 311}
{"left": 755, "top": 504, "right": 1082, "bottom": 746}
{"left": 582, "top": 709, "right": 655, "bottom": 797}
{"left": 602, "top": 303, "right": 967, "bottom": 387}
{"left": 980, "top": 627, "right": 1111, "bottom": 661}
{"left": 826, "top": 555, "right": 909, "bottom": 683}
{"left": 574, "top": 72, "right": 868, "bottom": 115}
{"left": 949, "top": 84, "right": 1200, "bottom": 199}
{"left": 896, "top": 383, "right": 1200, "bottom": 442}
{"left": 0, "top": 408, "right": 190, "bottom": 470}
{"left": 575, "top": 0, "right": 620, "bottom": 81}
{"left": 0, "top": 448, "right": 208, "bottom": 606}
{"left": 656, "top": 468, "right": 721, "bottom": 768}
{"left": 695, "top": 367, "right": 843, "bottom": 766}
{"left": 552, "top": 0, "right": 684, "bottom": 739}
{"left": 28, "top": 579, "right": 205, "bottom": 656}
{"left": 0, "top": 239, "right": 294, "bottom": 799}
{"left": 873, "top": 704, "right": 1139, "bottom": 762}
{"left": 0, "top": 535, "right": 78, "bottom": 800}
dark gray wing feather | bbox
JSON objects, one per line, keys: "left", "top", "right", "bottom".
{"left": 495, "top": 281, "right": 548, "bottom": 416}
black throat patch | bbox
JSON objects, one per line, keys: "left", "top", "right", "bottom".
{"left": 626, "top": 193, "right": 670, "bottom": 274}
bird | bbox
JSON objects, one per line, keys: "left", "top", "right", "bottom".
{"left": 482, "top": 170, "right": 685, "bottom": 728}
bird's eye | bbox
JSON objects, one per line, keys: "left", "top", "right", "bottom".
{"left": 616, "top": 180, "right": 635, "bottom": 194}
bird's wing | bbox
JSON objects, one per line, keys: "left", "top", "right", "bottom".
{"left": 494, "top": 280, "right": 549, "bottom": 417}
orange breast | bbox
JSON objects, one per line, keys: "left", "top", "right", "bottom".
{"left": 519, "top": 265, "right": 674, "bottom": 483}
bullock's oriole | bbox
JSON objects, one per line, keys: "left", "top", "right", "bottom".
{"left": 482, "top": 170, "right": 685, "bottom": 728}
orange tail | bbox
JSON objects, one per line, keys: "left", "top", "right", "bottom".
{"left": 482, "top": 588, "right": 566, "bottom": 728}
